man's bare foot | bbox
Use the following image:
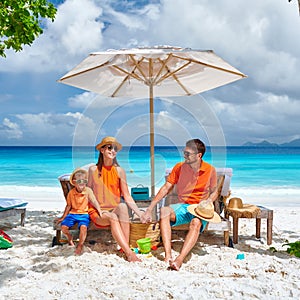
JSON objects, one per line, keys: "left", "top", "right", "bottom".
{"left": 168, "top": 258, "right": 183, "bottom": 271}
{"left": 75, "top": 244, "right": 83, "bottom": 255}
{"left": 126, "top": 252, "right": 141, "bottom": 262}
{"left": 68, "top": 240, "right": 75, "bottom": 247}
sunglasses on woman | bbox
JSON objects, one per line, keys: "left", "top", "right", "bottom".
{"left": 105, "top": 144, "right": 118, "bottom": 152}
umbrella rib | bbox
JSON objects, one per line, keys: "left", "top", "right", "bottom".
{"left": 128, "top": 55, "right": 151, "bottom": 84}
{"left": 58, "top": 60, "right": 112, "bottom": 81}
{"left": 110, "top": 56, "right": 150, "bottom": 96}
{"left": 152, "top": 54, "right": 174, "bottom": 84}
{"left": 111, "top": 64, "right": 142, "bottom": 97}
{"left": 156, "top": 61, "right": 192, "bottom": 84}
{"left": 169, "top": 70, "right": 192, "bottom": 95}
{"left": 112, "top": 65, "right": 143, "bottom": 82}
{"left": 163, "top": 63, "right": 192, "bottom": 95}
{"left": 171, "top": 54, "right": 247, "bottom": 77}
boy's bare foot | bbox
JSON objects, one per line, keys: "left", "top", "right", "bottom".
{"left": 69, "top": 240, "right": 75, "bottom": 247}
{"left": 75, "top": 244, "right": 83, "bottom": 255}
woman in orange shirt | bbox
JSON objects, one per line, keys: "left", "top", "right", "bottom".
{"left": 88, "top": 136, "right": 144, "bottom": 262}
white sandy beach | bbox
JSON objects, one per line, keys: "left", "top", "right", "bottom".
{"left": 1, "top": 187, "right": 300, "bottom": 300}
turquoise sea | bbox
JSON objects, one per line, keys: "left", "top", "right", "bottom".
{"left": 0, "top": 146, "right": 299, "bottom": 191}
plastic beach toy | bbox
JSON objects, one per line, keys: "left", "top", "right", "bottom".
{"left": 136, "top": 237, "right": 151, "bottom": 254}
{"left": 236, "top": 253, "right": 245, "bottom": 260}
{"left": 131, "top": 247, "right": 139, "bottom": 254}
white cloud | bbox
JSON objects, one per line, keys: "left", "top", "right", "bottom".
{"left": 50, "top": 0, "right": 104, "bottom": 58}
{"left": 105, "top": 2, "right": 160, "bottom": 30}
{"left": 211, "top": 91, "right": 300, "bottom": 144}
{"left": 68, "top": 92, "right": 97, "bottom": 108}
{"left": 156, "top": 111, "right": 174, "bottom": 131}
{"left": 0, "top": 118, "right": 23, "bottom": 139}
{"left": 72, "top": 112, "right": 101, "bottom": 146}
{"left": 0, "top": 112, "right": 98, "bottom": 145}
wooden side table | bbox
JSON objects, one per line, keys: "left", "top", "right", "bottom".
{"left": 226, "top": 205, "right": 273, "bottom": 245}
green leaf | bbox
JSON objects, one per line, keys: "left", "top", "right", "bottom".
{"left": 282, "top": 240, "right": 300, "bottom": 258}
{"left": 0, "top": 0, "right": 57, "bottom": 57}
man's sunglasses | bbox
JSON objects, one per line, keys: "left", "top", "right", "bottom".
{"left": 183, "top": 151, "right": 198, "bottom": 157}
{"left": 105, "top": 144, "right": 118, "bottom": 152}
{"left": 75, "top": 179, "right": 88, "bottom": 184}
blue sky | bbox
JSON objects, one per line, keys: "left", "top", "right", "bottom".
{"left": 1, "top": 0, "right": 300, "bottom": 147}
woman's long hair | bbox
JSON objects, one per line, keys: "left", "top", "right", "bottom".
{"left": 96, "top": 148, "right": 120, "bottom": 177}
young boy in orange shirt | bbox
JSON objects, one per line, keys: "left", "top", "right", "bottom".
{"left": 56, "top": 168, "right": 102, "bottom": 255}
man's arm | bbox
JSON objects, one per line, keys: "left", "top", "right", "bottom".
{"left": 207, "top": 186, "right": 218, "bottom": 203}
{"left": 140, "top": 181, "right": 173, "bottom": 223}
{"left": 207, "top": 168, "right": 218, "bottom": 203}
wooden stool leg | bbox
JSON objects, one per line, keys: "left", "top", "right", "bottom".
{"left": 267, "top": 211, "right": 273, "bottom": 245}
{"left": 20, "top": 210, "right": 26, "bottom": 226}
{"left": 56, "top": 229, "right": 62, "bottom": 241}
{"left": 256, "top": 218, "right": 261, "bottom": 238}
{"left": 224, "top": 231, "right": 229, "bottom": 246}
{"left": 233, "top": 217, "right": 239, "bottom": 244}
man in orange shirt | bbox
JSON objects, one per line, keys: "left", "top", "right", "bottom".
{"left": 56, "top": 168, "right": 102, "bottom": 255}
{"left": 142, "top": 139, "right": 219, "bottom": 270}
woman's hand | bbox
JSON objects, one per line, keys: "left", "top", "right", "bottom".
{"left": 140, "top": 210, "right": 152, "bottom": 223}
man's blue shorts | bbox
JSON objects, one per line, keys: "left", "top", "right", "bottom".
{"left": 61, "top": 213, "right": 90, "bottom": 228}
{"left": 169, "top": 203, "right": 208, "bottom": 233}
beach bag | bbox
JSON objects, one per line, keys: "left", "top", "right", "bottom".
{"left": 129, "top": 222, "right": 160, "bottom": 248}
{"left": 131, "top": 184, "right": 149, "bottom": 201}
{"left": 0, "top": 230, "right": 13, "bottom": 249}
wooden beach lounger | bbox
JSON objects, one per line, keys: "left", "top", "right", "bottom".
{"left": 53, "top": 167, "right": 233, "bottom": 247}
{"left": 0, "top": 198, "right": 27, "bottom": 226}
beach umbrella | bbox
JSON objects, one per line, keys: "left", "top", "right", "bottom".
{"left": 58, "top": 46, "right": 246, "bottom": 197}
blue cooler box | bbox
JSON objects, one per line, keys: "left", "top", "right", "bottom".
{"left": 131, "top": 185, "right": 149, "bottom": 201}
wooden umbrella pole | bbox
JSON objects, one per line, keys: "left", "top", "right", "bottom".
{"left": 149, "top": 83, "right": 155, "bottom": 198}
{"left": 149, "top": 58, "right": 155, "bottom": 198}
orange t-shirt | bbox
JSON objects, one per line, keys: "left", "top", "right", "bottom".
{"left": 89, "top": 165, "right": 121, "bottom": 210}
{"left": 67, "top": 186, "right": 96, "bottom": 214}
{"left": 167, "top": 161, "right": 217, "bottom": 204}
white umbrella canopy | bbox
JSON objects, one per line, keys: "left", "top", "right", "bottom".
{"left": 58, "top": 46, "right": 246, "bottom": 197}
